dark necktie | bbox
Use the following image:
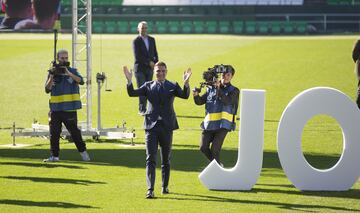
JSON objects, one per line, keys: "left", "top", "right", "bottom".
{"left": 158, "top": 82, "right": 164, "bottom": 104}
{"left": 158, "top": 82, "right": 164, "bottom": 93}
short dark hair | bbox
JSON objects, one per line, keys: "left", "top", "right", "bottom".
{"left": 226, "top": 65, "right": 235, "bottom": 76}
{"left": 32, "top": 0, "right": 59, "bottom": 22}
{"left": 155, "top": 61, "right": 167, "bottom": 69}
{"left": 3, "top": 0, "right": 31, "bottom": 17}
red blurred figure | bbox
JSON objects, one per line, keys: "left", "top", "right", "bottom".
{"left": 1, "top": 0, "right": 5, "bottom": 13}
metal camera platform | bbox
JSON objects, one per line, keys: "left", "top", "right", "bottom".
{"left": 11, "top": 71, "right": 136, "bottom": 145}
{"left": 11, "top": 122, "right": 135, "bottom": 144}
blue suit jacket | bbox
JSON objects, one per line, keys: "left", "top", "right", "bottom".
{"left": 127, "top": 80, "right": 190, "bottom": 130}
{"left": 133, "top": 35, "right": 158, "bottom": 73}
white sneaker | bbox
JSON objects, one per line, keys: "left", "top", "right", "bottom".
{"left": 43, "top": 156, "right": 59, "bottom": 162}
{"left": 80, "top": 151, "right": 90, "bottom": 161}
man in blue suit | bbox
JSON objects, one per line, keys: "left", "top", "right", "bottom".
{"left": 133, "top": 21, "right": 159, "bottom": 115}
{"left": 123, "top": 61, "right": 192, "bottom": 199}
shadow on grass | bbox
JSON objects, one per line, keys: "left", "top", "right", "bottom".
{"left": 177, "top": 115, "right": 203, "bottom": 119}
{"left": 163, "top": 193, "right": 359, "bottom": 212}
{"left": 1, "top": 176, "right": 106, "bottom": 185}
{"left": 0, "top": 162, "right": 86, "bottom": 169}
{"left": 0, "top": 199, "right": 98, "bottom": 209}
{"left": 0, "top": 148, "right": 342, "bottom": 171}
{"left": 177, "top": 115, "right": 280, "bottom": 123}
{"left": 89, "top": 139, "right": 201, "bottom": 149}
{"left": 0, "top": 148, "right": 357, "bottom": 200}
{"left": 256, "top": 183, "right": 294, "bottom": 188}
{"left": 251, "top": 187, "right": 360, "bottom": 200}
{"left": 177, "top": 116, "right": 280, "bottom": 123}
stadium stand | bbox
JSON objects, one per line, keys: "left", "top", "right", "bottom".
{"left": 193, "top": 21, "right": 205, "bottom": 33}
{"left": 129, "top": 21, "right": 139, "bottom": 33}
{"left": 233, "top": 21, "right": 244, "bottom": 34}
{"left": 104, "top": 21, "right": 117, "bottom": 33}
{"left": 92, "top": 21, "right": 103, "bottom": 33}
{"left": 59, "top": 0, "right": 360, "bottom": 35}
{"left": 219, "top": 21, "right": 231, "bottom": 34}
{"left": 168, "top": 21, "right": 180, "bottom": 33}
{"left": 245, "top": 21, "right": 256, "bottom": 34}
{"left": 327, "top": 0, "right": 360, "bottom": 5}
{"left": 283, "top": 21, "right": 295, "bottom": 34}
{"left": 121, "top": 0, "right": 304, "bottom": 5}
{"left": 270, "top": 21, "right": 281, "bottom": 34}
{"left": 155, "top": 21, "right": 168, "bottom": 33}
{"left": 205, "top": 21, "right": 218, "bottom": 33}
{"left": 118, "top": 21, "right": 129, "bottom": 33}
{"left": 180, "top": 21, "right": 193, "bottom": 33}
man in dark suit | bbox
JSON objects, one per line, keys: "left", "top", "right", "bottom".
{"left": 123, "top": 61, "right": 192, "bottom": 199}
{"left": 133, "top": 21, "right": 159, "bottom": 115}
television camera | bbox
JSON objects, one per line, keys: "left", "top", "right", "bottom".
{"left": 193, "top": 64, "right": 233, "bottom": 93}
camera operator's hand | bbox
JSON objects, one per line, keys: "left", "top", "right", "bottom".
{"left": 215, "top": 79, "right": 221, "bottom": 89}
{"left": 64, "top": 66, "right": 71, "bottom": 75}
{"left": 49, "top": 67, "right": 56, "bottom": 75}
{"left": 123, "top": 66, "right": 133, "bottom": 84}
{"left": 45, "top": 74, "right": 55, "bottom": 93}
{"left": 64, "top": 67, "right": 82, "bottom": 84}
{"left": 183, "top": 68, "right": 192, "bottom": 87}
{"left": 149, "top": 61, "right": 155, "bottom": 70}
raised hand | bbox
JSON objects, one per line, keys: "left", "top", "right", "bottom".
{"left": 149, "top": 61, "right": 155, "bottom": 70}
{"left": 192, "top": 89, "right": 199, "bottom": 97}
{"left": 183, "top": 68, "right": 192, "bottom": 85}
{"left": 123, "top": 66, "right": 133, "bottom": 83}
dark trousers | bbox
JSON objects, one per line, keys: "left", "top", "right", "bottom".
{"left": 145, "top": 121, "right": 173, "bottom": 191}
{"left": 135, "top": 69, "right": 153, "bottom": 112}
{"left": 49, "top": 111, "right": 86, "bottom": 157}
{"left": 200, "top": 128, "right": 228, "bottom": 163}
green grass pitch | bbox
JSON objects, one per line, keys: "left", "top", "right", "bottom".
{"left": 0, "top": 34, "right": 359, "bottom": 212}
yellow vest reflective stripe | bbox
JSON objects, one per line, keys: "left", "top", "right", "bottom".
{"left": 50, "top": 94, "right": 80, "bottom": 103}
{"left": 201, "top": 85, "right": 237, "bottom": 131}
{"left": 204, "top": 111, "right": 235, "bottom": 123}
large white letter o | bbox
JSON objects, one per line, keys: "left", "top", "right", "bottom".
{"left": 277, "top": 87, "right": 360, "bottom": 191}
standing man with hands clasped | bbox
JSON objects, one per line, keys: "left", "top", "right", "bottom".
{"left": 133, "top": 21, "right": 159, "bottom": 115}
{"left": 193, "top": 65, "right": 239, "bottom": 167}
{"left": 44, "top": 49, "right": 90, "bottom": 162}
{"left": 123, "top": 61, "right": 191, "bottom": 199}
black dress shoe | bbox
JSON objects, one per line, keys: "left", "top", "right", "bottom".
{"left": 146, "top": 190, "right": 154, "bottom": 199}
{"left": 161, "top": 187, "right": 169, "bottom": 194}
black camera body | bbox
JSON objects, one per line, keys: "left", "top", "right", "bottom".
{"left": 193, "top": 64, "right": 232, "bottom": 93}
{"left": 202, "top": 64, "right": 229, "bottom": 85}
{"left": 49, "top": 61, "right": 70, "bottom": 75}
{"left": 48, "top": 30, "right": 71, "bottom": 76}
